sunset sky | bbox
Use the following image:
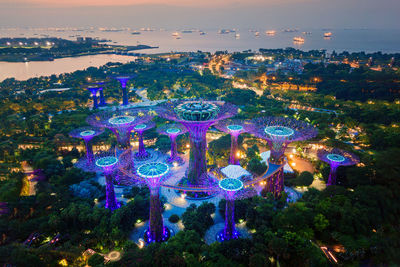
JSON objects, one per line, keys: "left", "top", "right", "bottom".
{"left": 1, "top": 0, "right": 399, "bottom": 29}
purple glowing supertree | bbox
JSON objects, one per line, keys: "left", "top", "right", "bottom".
{"left": 249, "top": 117, "right": 317, "bottom": 197}
{"left": 133, "top": 121, "right": 155, "bottom": 160}
{"left": 157, "top": 123, "right": 188, "bottom": 165}
{"left": 87, "top": 109, "right": 154, "bottom": 170}
{"left": 318, "top": 147, "right": 359, "bottom": 186}
{"left": 86, "top": 86, "right": 100, "bottom": 109}
{"left": 214, "top": 119, "right": 250, "bottom": 165}
{"left": 92, "top": 80, "right": 108, "bottom": 106}
{"left": 113, "top": 75, "right": 135, "bottom": 106}
{"left": 136, "top": 162, "right": 170, "bottom": 243}
{"left": 95, "top": 152, "right": 121, "bottom": 211}
{"left": 69, "top": 127, "right": 104, "bottom": 165}
{"left": 218, "top": 178, "right": 243, "bottom": 241}
{"left": 158, "top": 100, "right": 237, "bottom": 186}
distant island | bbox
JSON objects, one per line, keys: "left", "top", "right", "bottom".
{"left": 0, "top": 37, "right": 157, "bottom": 62}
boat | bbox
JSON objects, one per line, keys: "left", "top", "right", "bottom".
{"left": 199, "top": 31, "right": 206, "bottom": 35}
{"left": 266, "top": 30, "right": 276, "bottom": 35}
{"left": 293, "top": 36, "right": 305, "bottom": 43}
{"left": 218, "top": 29, "right": 232, "bottom": 34}
{"left": 255, "top": 32, "right": 260, "bottom": 37}
{"left": 235, "top": 33, "right": 240, "bottom": 39}
{"left": 324, "top": 32, "right": 332, "bottom": 38}
{"left": 131, "top": 31, "right": 141, "bottom": 35}
{"left": 302, "top": 31, "right": 312, "bottom": 35}
{"left": 172, "top": 32, "right": 180, "bottom": 37}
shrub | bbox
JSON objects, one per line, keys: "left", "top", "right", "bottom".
{"left": 169, "top": 214, "right": 180, "bottom": 223}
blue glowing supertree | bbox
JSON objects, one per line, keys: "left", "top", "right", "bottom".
{"left": 136, "top": 162, "right": 170, "bottom": 243}
{"left": 318, "top": 147, "right": 359, "bottom": 186}
{"left": 92, "top": 80, "right": 108, "bottom": 106}
{"left": 133, "top": 121, "right": 155, "bottom": 160}
{"left": 157, "top": 123, "right": 188, "bottom": 165}
{"left": 69, "top": 127, "right": 104, "bottom": 165}
{"left": 95, "top": 152, "right": 121, "bottom": 211}
{"left": 158, "top": 100, "right": 237, "bottom": 186}
{"left": 113, "top": 75, "right": 135, "bottom": 106}
{"left": 87, "top": 109, "right": 154, "bottom": 171}
{"left": 218, "top": 178, "right": 243, "bottom": 241}
{"left": 249, "top": 117, "right": 317, "bottom": 197}
{"left": 86, "top": 86, "right": 100, "bottom": 109}
{"left": 214, "top": 119, "right": 251, "bottom": 165}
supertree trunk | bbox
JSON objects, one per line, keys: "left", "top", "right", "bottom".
{"left": 121, "top": 85, "right": 129, "bottom": 105}
{"left": 92, "top": 94, "right": 98, "bottom": 109}
{"left": 188, "top": 136, "right": 207, "bottom": 185}
{"left": 229, "top": 134, "right": 239, "bottom": 165}
{"left": 84, "top": 140, "right": 94, "bottom": 164}
{"left": 327, "top": 165, "right": 338, "bottom": 186}
{"left": 224, "top": 197, "right": 236, "bottom": 240}
{"left": 136, "top": 131, "right": 148, "bottom": 158}
{"left": 99, "top": 90, "right": 106, "bottom": 106}
{"left": 273, "top": 168, "right": 284, "bottom": 198}
{"left": 105, "top": 173, "right": 119, "bottom": 211}
{"left": 149, "top": 187, "right": 164, "bottom": 242}
{"left": 265, "top": 141, "right": 287, "bottom": 197}
{"left": 170, "top": 135, "right": 178, "bottom": 161}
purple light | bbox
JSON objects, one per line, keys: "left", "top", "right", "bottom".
{"left": 113, "top": 75, "right": 135, "bottom": 106}
{"left": 87, "top": 109, "right": 154, "bottom": 172}
{"left": 318, "top": 148, "right": 359, "bottom": 186}
{"left": 69, "top": 127, "right": 104, "bottom": 165}
{"left": 218, "top": 178, "right": 244, "bottom": 241}
{"left": 157, "top": 123, "right": 188, "bottom": 165}
{"left": 86, "top": 86, "right": 100, "bottom": 109}
{"left": 133, "top": 121, "right": 155, "bottom": 160}
{"left": 95, "top": 153, "right": 120, "bottom": 211}
{"left": 158, "top": 100, "right": 237, "bottom": 185}
{"left": 214, "top": 119, "right": 250, "bottom": 165}
{"left": 248, "top": 116, "right": 317, "bottom": 197}
{"left": 137, "top": 162, "right": 170, "bottom": 243}
{"left": 92, "top": 80, "right": 108, "bottom": 106}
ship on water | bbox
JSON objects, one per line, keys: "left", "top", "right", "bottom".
{"left": 324, "top": 32, "right": 332, "bottom": 38}
{"left": 266, "top": 30, "right": 276, "bottom": 35}
{"left": 293, "top": 36, "right": 305, "bottom": 43}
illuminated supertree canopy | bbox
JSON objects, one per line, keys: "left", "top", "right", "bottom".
{"left": 214, "top": 119, "right": 251, "bottom": 165}
{"left": 113, "top": 75, "right": 135, "bottom": 106}
{"left": 318, "top": 147, "right": 360, "bottom": 186}
{"left": 86, "top": 109, "right": 154, "bottom": 150}
{"left": 137, "top": 162, "right": 170, "bottom": 243}
{"left": 249, "top": 116, "right": 318, "bottom": 197}
{"left": 86, "top": 86, "right": 101, "bottom": 110}
{"left": 69, "top": 126, "right": 104, "bottom": 165}
{"left": 133, "top": 121, "right": 155, "bottom": 160}
{"left": 157, "top": 123, "right": 188, "bottom": 165}
{"left": 95, "top": 153, "right": 120, "bottom": 211}
{"left": 158, "top": 100, "right": 237, "bottom": 186}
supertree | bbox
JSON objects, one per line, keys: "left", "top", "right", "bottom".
{"left": 318, "top": 147, "right": 359, "bottom": 186}
{"left": 92, "top": 80, "right": 108, "bottom": 106}
{"left": 249, "top": 117, "right": 317, "bottom": 197}
{"left": 218, "top": 178, "right": 243, "bottom": 241}
{"left": 86, "top": 86, "right": 100, "bottom": 109}
{"left": 95, "top": 153, "right": 121, "bottom": 211}
{"left": 136, "top": 162, "right": 170, "bottom": 243}
{"left": 113, "top": 75, "right": 135, "bottom": 106}
{"left": 87, "top": 109, "right": 154, "bottom": 170}
{"left": 158, "top": 100, "right": 237, "bottom": 186}
{"left": 69, "top": 127, "right": 104, "bottom": 165}
{"left": 133, "top": 121, "right": 155, "bottom": 160}
{"left": 157, "top": 123, "right": 188, "bottom": 165}
{"left": 214, "top": 119, "right": 250, "bottom": 165}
